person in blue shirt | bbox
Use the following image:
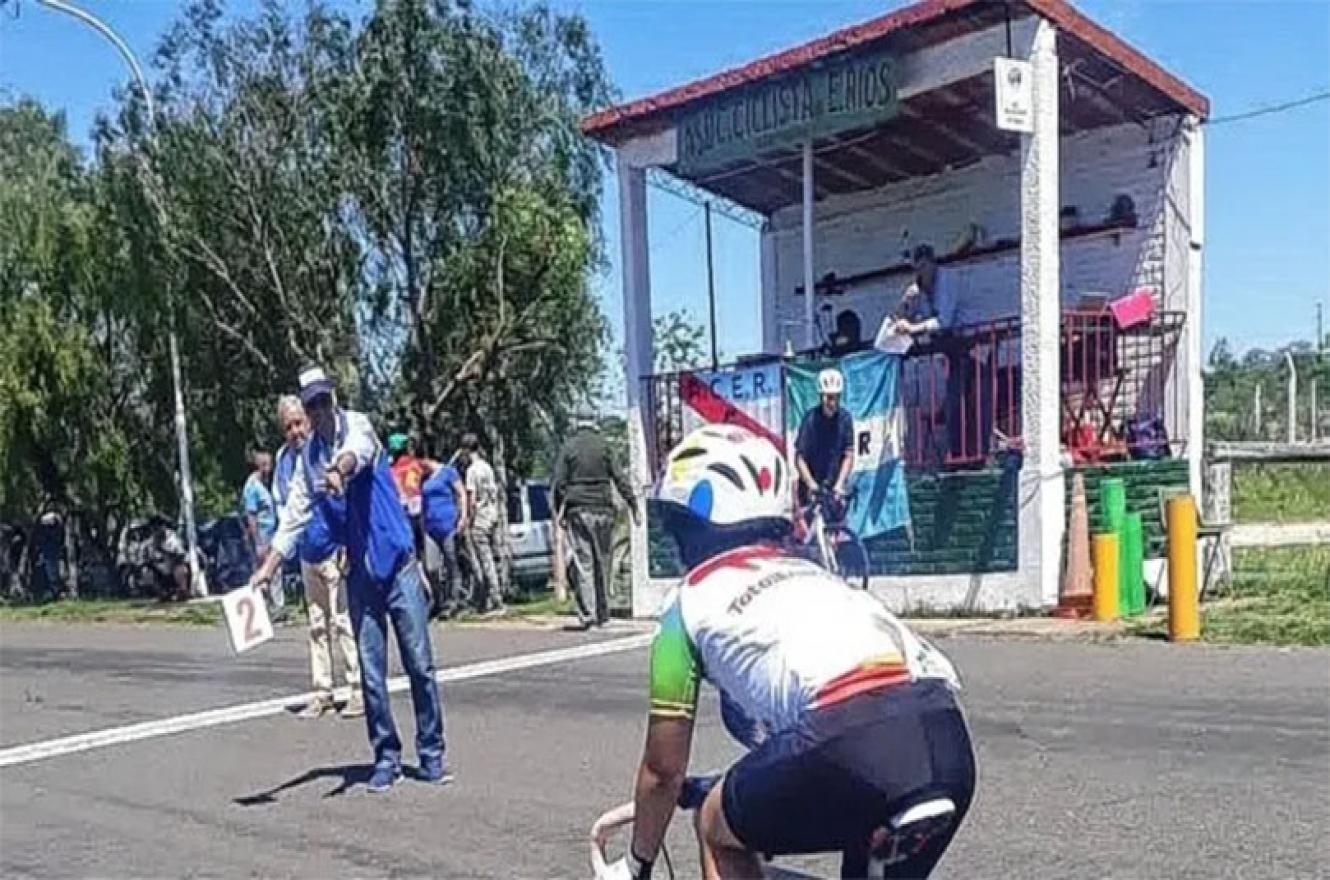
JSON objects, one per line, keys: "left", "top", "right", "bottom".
{"left": 272, "top": 395, "right": 363, "bottom": 720}
{"left": 420, "top": 456, "right": 470, "bottom": 619}
{"left": 250, "top": 366, "right": 450, "bottom": 793}
{"left": 242, "top": 452, "right": 281, "bottom": 616}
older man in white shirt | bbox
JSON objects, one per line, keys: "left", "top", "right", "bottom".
{"left": 272, "top": 395, "right": 362, "bottom": 719}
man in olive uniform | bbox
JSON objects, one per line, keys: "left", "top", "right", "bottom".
{"left": 551, "top": 408, "right": 639, "bottom": 628}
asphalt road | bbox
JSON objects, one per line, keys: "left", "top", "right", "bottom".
{"left": 0, "top": 620, "right": 1327, "bottom": 879}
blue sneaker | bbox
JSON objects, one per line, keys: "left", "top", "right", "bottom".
{"left": 367, "top": 765, "right": 402, "bottom": 793}
{"left": 419, "top": 758, "right": 455, "bottom": 786}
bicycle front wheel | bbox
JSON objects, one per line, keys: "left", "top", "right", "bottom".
{"left": 814, "top": 520, "right": 839, "bottom": 577}
{"left": 835, "top": 536, "right": 870, "bottom": 591}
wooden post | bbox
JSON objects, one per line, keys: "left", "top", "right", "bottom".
{"left": 1203, "top": 458, "right": 1232, "bottom": 591}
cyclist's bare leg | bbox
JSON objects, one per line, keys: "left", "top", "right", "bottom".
{"left": 695, "top": 777, "right": 763, "bottom": 879}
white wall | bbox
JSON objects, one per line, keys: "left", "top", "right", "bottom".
{"left": 635, "top": 570, "right": 1036, "bottom": 619}
{"left": 764, "top": 122, "right": 1188, "bottom": 353}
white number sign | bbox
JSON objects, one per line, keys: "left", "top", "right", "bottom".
{"left": 222, "top": 585, "right": 274, "bottom": 653}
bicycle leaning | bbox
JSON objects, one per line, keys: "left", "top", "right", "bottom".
{"left": 797, "top": 485, "right": 870, "bottom": 591}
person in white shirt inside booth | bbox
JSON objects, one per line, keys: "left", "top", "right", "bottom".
{"left": 889, "top": 243, "right": 989, "bottom": 461}
{"left": 893, "top": 244, "right": 959, "bottom": 337}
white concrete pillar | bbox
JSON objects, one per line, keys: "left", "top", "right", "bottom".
{"left": 1185, "top": 119, "right": 1206, "bottom": 500}
{"left": 617, "top": 158, "right": 654, "bottom": 614}
{"left": 1017, "top": 19, "right": 1065, "bottom": 608}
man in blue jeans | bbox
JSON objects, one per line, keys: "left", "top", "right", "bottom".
{"left": 249, "top": 365, "right": 450, "bottom": 793}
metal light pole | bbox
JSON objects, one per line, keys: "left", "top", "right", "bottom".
{"left": 1285, "top": 351, "right": 1298, "bottom": 444}
{"left": 1253, "top": 383, "right": 1263, "bottom": 439}
{"left": 1318, "top": 302, "right": 1324, "bottom": 359}
{"left": 704, "top": 202, "right": 719, "bottom": 371}
{"left": 36, "top": 0, "right": 200, "bottom": 592}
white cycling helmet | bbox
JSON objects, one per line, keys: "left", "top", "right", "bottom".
{"left": 818, "top": 368, "right": 845, "bottom": 395}
{"left": 653, "top": 425, "right": 790, "bottom": 527}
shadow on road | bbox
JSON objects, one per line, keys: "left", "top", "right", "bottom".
{"left": 233, "top": 763, "right": 373, "bottom": 805}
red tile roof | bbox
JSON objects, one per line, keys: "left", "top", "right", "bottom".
{"left": 582, "top": 0, "right": 1208, "bottom": 143}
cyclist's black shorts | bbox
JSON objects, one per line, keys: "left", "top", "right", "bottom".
{"left": 721, "top": 679, "right": 975, "bottom": 861}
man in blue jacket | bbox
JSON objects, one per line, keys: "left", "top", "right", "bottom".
{"left": 250, "top": 366, "right": 449, "bottom": 792}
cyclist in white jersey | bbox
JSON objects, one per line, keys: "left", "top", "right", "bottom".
{"left": 605, "top": 425, "right": 975, "bottom": 880}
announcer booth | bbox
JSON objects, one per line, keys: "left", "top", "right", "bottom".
{"left": 583, "top": 0, "right": 1209, "bottom": 617}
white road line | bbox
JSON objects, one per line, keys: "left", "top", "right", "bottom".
{"left": 0, "top": 633, "right": 652, "bottom": 770}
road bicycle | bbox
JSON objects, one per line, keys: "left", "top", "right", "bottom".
{"left": 590, "top": 771, "right": 957, "bottom": 879}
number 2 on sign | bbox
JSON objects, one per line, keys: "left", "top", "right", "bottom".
{"left": 224, "top": 585, "right": 273, "bottom": 653}
{"left": 237, "top": 596, "right": 261, "bottom": 642}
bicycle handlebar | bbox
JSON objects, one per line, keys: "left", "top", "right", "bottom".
{"left": 589, "top": 801, "right": 635, "bottom": 879}
{"left": 589, "top": 774, "right": 722, "bottom": 878}
{"left": 809, "top": 485, "right": 856, "bottom": 527}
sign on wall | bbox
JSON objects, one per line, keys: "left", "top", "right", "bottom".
{"left": 994, "top": 57, "right": 1034, "bottom": 133}
{"left": 677, "top": 49, "right": 898, "bottom": 176}
{"left": 680, "top": 364, "right": 785, "bottom": 451}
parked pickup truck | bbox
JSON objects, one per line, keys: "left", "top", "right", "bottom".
{"left": 508, "top": 480, "right": 554, "bottom": 586}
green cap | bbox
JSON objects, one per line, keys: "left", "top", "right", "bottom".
{"left": 387, "top": 432, "right": 410, "bottom": 454}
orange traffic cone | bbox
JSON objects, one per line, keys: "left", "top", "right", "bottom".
{"left": 1055, "top": 473, "right": 1094, "bottom": 619}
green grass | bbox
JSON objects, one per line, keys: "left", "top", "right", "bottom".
{"left": 1233, "top": 462, "right": 1330, "bottom": 523}
{"left": 1128, "top": 545, "right": 1330, "bottom": 646}
{"left": 0, "top": 598, "right": 225, "bottom": 627}
{"left": 443, "top": 589, "right": 575, "bottom": 624}
{"left": 504, "top": 592, "right": 575, "bottom": 618}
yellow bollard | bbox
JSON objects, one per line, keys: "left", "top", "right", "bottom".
{"left": 1167, "top": 494, "right": 1200, "bottom": 642}
{"left": 1092, "top": 533, "right": 1120, "bottom": 622}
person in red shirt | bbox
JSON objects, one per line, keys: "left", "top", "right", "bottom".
{"left": 388, "top": 433, "right": 427, "bottom": 560}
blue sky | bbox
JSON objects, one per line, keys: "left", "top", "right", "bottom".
{"left": 2, "top": 0, "right": 1326, "bottom": 362}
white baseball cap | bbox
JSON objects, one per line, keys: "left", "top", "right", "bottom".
{"left": 298, "top": 365, "right": 336, "bottom": 404}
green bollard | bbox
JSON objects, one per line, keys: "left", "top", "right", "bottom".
{"left": 1100, "top": 478, "right": 1127, "bottom": 534}
{"left": 1121, "top": 513, "right": 1145, "bottom": 616}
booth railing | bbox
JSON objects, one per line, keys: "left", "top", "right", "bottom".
{"left": 641, "top": 310, "right": 1186, "bottom": 479}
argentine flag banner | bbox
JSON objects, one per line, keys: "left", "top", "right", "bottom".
{"left": 785, "top": 351, "right": 910, "bottom": 539}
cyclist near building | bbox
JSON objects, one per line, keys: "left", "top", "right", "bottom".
{"left": 794, "top": 368, "right": 855, "bottom": 530}
{"left": 602, "top": 425, "right": 975, "bottom": 880}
